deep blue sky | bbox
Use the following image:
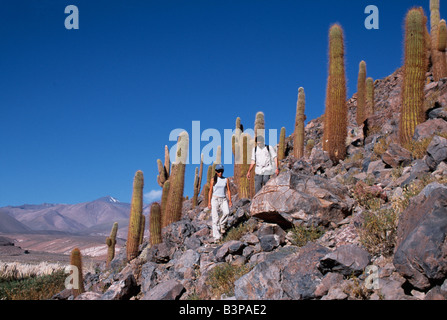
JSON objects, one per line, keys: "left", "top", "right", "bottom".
{"left": 0, "top": 0, "right": 441, "bottom": 206}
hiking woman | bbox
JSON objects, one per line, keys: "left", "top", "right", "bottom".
{"left": 208, "top": 164, "right": 233, "bottom": 241}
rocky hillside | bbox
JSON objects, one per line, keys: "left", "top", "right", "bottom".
{"left": 54, "top": 66, "right": 447, "bottom": 301}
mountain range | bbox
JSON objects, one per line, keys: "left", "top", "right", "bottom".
{"left": 0, "top": 196, "right": 146, "bottom": 238}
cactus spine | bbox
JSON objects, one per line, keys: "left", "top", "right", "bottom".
{"left": 150, "top": 202, "right": 162, "bottom": 246}
{"left": 357, "top": 61, "right": 367, "bottom": 125}
{"left": 70, "top": 247, "right": 84, "bottom": 297}
{"left": 126, "top": 170, "right": 144, "bottom": 261}
{"left": 323, "top": 24, "right": 348, "bottom": 163}
{"left": 430, "top": 0, "right": 447, "bottom": 81}
{"left": 294, "top": 87, "right": 306, "bottom": 159}
{"left": 162, "top": 131, "right": 189, "bottom": 228}
{"left": 106, "top": 222, "right": 118, "bottom": 268}
{"left": 399, "top": 8, "right": 428, "bottom": 145}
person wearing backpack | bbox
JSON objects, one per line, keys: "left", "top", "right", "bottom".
{"left": 246, "top": 135, "right": 279, "bottom": 194}
{"left": 208, "top": 164, "right": 233, "bottom": 242}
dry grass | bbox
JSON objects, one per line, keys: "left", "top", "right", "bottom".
{"left": 0, "top": 262, "right": 66, "bottom": 281}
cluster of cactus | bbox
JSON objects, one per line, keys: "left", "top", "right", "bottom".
{"left": 70, "top": 248, "right": 84, "bottom": 297}
{"left": 162, "top": 131, "right": 189, "bottom": 228}
{"left": 294, "top": 87, "right": 306, "bottom": 159}
{"left": 232, "top": 117, "right": 253, "bottom": 199}
{"left": 126, "top": 170, "right": 145, "bottom": 261}
{"left": 430, "top": 0, "right": 447, "bottom": 81}
{"left": 323, "top": 24, "right": 348, "bottom": 163}
{"left": 106, "top": 222, "right": 118, "bottom": 267}
{"left": 399, "top": 7, "right": 429, "bottom": 144}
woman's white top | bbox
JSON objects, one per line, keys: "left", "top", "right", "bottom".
{"left": 213, "top": 177, "right": 228, "bottom": 198}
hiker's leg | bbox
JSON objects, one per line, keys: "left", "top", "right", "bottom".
{"left": 254, "top": 174, "right": 263, "bottom": 194}
{"left": 219, "top": 198, "right": 230, "bottom": 234}
{"left": 211, "top": 197, "right": 221, "bottom": 240}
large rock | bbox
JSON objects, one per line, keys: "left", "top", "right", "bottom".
{"left": 382, "top": 143, "right": 413, "bottom": 168}
{"left": 141, "top": 279, "right": 185, "bottom": 300}
{"left": 426, "top": 135, "right": 447, "bottom": 170}
{"left": 250, "top": 171, "right": 354, "bottom": 228}
{"left": 281, "top": 242, "right": 330, "bottom": 300}
{"left": 234, "top": 247, "right": 297, "bottom": 300}
{"left": 394, "top": 186, "right": 447, "bottom": 291}
{"left": 414, "top": 118, "right": 447, "bottom": 141}
{"left": 319, "top": 244, "right": 371, "bottom": 277}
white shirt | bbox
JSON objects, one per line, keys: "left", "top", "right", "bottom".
{"left": 251, "top": 145, "right": 277, "bottom": 175}
{"left": 213, "top": 177, "right": 228, "bottom": 198}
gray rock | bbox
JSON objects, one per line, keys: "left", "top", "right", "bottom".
{"left": 414, "top": 118, "right": 447, "bottom": 141}
{"left": 214, "top": 240, "right": 245, "bottom": 262}
{"left": 101, "top": 273, "right": 138, "bottom": 300}
{"left": 141, "top": 279, "right": 185, "bottom": 300}
{"left": 394, "top": 187, "right": 447, "bottom": 290}
{"left": 382, "top": 143, "right": 413, "bottom": 168}
{"left": 319, "top": 244, "right": 371, "bottom": 277}
{"left": 259, "top": 235, "right": 281, "bottom": 252}
{"left": 426, "top": 135, "right": 447, "bottom": 170}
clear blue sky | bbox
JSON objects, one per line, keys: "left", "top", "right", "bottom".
{"left": 0, "top": 0, "right": 440, "bottom": 206}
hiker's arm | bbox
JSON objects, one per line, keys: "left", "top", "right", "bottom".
{"left": 226, "top": 183, "right": 233, "bottom": 207}
{"left": 274, "top": 156, "right": 280, "bottom": 175}
{"left": 208, "top": 180, "right": 214, "bottom": 209}
{"left": 247, "top": 161, "right": 256, "bottom": 178}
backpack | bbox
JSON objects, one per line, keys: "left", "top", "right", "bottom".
{"left": 254, "top": 145, "right": 271, "bottom": 163}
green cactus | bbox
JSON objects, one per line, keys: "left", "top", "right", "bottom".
{"left": 438, "top": 19, "right": 447, "bottom": 51}
{"left": 192, "top": 154, "right": 204, "bottom": 207}
{"left": 162, "top": 131, "right": 189, "bottom": 228}
{"left": 150, "top": 202, "right": 162, "bottom": 246}
{"left": 365, "top": 77, "right": 375, "bottom": 120}
{"left": 139, "top": 214, "right": 145, "bottom": 246}
{"left": 278, "top": 127, "right": 286, "bottom": 161}
{"left": 106, "top": 222, "right": 118, "bottom": 268}
{"left": 430, "top": 0, "right": 447, "bottom": 81}
{"left": 399, "top": 8, "right": 428, "bottom": 144}
{"left": 70, "top": 247, "right": 84, "bottom": 297}
{"left": 126, "top": 170, "right": 144, "bottom": 261}
{"left": 294, "top": 87, "right": 306, "bottom": 159}
{"left": 156, "top": 145, "right": 170, "bottom": 188}
{"left": 323, "top": 24, "right": 348, "bottom": 163}
{"left": 357, "top": 61, "right": 367, "bottom": 125}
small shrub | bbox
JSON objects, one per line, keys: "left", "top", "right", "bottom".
{"left": 403, "top": 137, "right": 432, "bottom": 159}
{"left": 358, "top": 208, "right": 399, "bottom": 257}
{"left": 0, "top": 270, "right": 67, "bottom": 300}
{"left": 221, "top": 222, "right": 255, "bottom": 243}
{"left": 205, "top": 263, "right": 252, "bottom": 298}
{"left": 289, "top": 224, "right": 325, "bottom": 247}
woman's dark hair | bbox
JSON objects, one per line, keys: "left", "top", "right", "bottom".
{"left": 213, "top": 172, "right": 225, "bottom": 185}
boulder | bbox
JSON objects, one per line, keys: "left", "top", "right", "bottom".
{"left": 319, "top": 244, "right": 371, "bottom": 277}
{"left": 382, "top": 143, "right": 413, "bottom": 168}
{"left": 394, "top": 186, "right": 447, "bottom": 291}
{"left": 281, "top": 242, "right": 330, "bottom": 300}
{"left": 234, "top": 247, "right": 297, "bottom": 300}
{"left": 214, "top": 240, "right": 245, "bottom": 262}
{"left": 413, "top": 118, "right": 447, "bottom": 141}
{"left": 101, "top": 273, "right": 138, "bottom": 300}
{"left": 250, "top": 171, "right": 354, "bottom": 228}
{"left": 141, "top": 279, "right": 185, "bottom": 300}
{"left": 426, "top": 135, "right": 447, "bottom": 170}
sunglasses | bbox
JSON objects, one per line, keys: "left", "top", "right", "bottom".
{"left": 215, "top": 170, "right": 224, "bottom": 173}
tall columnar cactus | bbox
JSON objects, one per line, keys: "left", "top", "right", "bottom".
{"left": 357, "top": 61, "right": 367, "bottom": 125}
{"left": 430, "top": 0, "right": 447, "bottom": 81}
{"left": 294, "top": 87, "right": 306, "bottom": 159}
{"left": 106, "top": 222, "right": 118, "bottom": 268}
{"left": 232, "top": 117, "right": 243, "bottom": 190}
{"left": 365, "top": 77, "right": 375, "bottom": 119}
{"left": 278, "top": 127, "right": 286, "bottom": 161}
{"left": 70, "top": 247, "right": 84, "bottom": 297}
{"left": 157, "top": 146, "right": 170, "bottom": 187}
{"left": 150, "top": 202, "right": 162, "bottom": 246}
{"left": 438, "top": 19, "right": 447, "bottom": 50}
{"left": 323, "top": 24, "right": 348, "bottom": 163}
{"left": 192, "top": 154, "right": 204, "bottom": 208}
{"left": 126, "top": 170, "right": 144, "bottom": 261}
{"left": 162, "top": 131, "right": 189, "bottom": 228}
{"left": 139, "top": 214, "right": 146, "bottom": 246}
{"left": 254, "top": 111, "right": 265, "bottom": 140}
{"left": 399, "top": 8, "right": 428, "bottom": 144}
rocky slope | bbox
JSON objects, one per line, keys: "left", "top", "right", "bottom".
{"left": 55, "top": 67, "right": 447, "bottom": 301}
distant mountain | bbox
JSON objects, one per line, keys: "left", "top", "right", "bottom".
{"left": 0, "top": 196, "right": 138, "bottom": 236}
{"left": 0, "top": 210, "right": 31, "bottom": 233}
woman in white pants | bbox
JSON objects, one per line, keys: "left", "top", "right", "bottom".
{"left": 208, "top": 164, "right": 233, "bottom": 242}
